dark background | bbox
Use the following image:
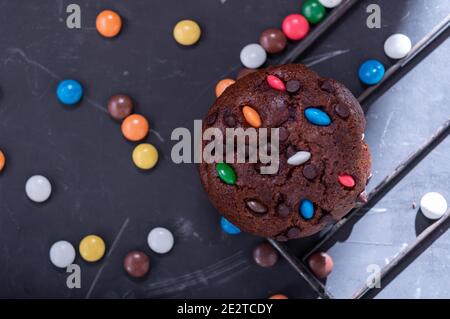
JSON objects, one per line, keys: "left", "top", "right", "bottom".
{"left": 0, "top": 0, "right": 448, "bottom": 298}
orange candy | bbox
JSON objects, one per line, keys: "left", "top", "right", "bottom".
{"left": 269, "top": 294, "right": 288, "bottom": 299}
{"left": 215, "top": 79, "right": 235, "bottom": 97}
{"left": 242, "top": 106, "right": 262, "bottom": 128}
{"left": 0, "top": 150, "right": 5, "bottom": 172}
{"left": 121, "top": 114, "right": 149, "bottom": 141}
{"left": 96, "top": 10, "right": 122, "bottom": 38}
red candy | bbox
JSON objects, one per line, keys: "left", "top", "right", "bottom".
{"left": 267, "top": 75, "right": 286, "bottom": 91}
{"left": 338, "top": 174, "right": 356, "bottom": 188}
{"left": 282, "top": 14, "right": 310, "bottom": 41}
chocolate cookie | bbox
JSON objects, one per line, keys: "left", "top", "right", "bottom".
{"left": 198, "top": 64, "right": 371, "bottom": 239}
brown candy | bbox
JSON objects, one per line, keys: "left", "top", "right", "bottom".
{"left": 107, "top": 94, "right": 134, "bottom": 121}
{"left": 303, "top": 164, "right": 318, "bottom": 180}
{"left": 308, "top": 252, "right": 333, "bottom": 279}
{"left": 335, "top": 103, "right": 350, "bottom": 119}
{"left": 259, "top": 28, "right": 287, "bottom": 54}
{"left": 246, "top": 199, "right": 268, "bottom": 214}
{"left": 123, "top": 250, "right": 150, "bottom": 278}
{"left": 252, "top": 242, "right": 279, "bottom": 268}
{"left": 286, "top": 80, "right": 300, "bottom": 93}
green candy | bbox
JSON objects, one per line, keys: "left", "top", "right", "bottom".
{"left": 302, "top": 0, "right": 326, "bottom": 24}
{"left": 216, "top": 163, "right": 237, "bottom": 185}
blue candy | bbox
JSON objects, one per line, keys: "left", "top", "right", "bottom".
{"left": 299, "top": 199, "right": 314, "bottom": 220}
{"left": 56, "top": 79, "right": 83, "bottom": 105}
{"left": 220, "top": 216, "right": 241, "bottom": 235}
{"left": 304, "top": 108, "right": 331, "bottom": 126}
{"left": 358, "top": 59, "right": 385, "bottom": 85}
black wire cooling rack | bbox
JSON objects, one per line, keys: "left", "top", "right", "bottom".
{"left": 266, "top": 0, "right": 450, "bottom": 299}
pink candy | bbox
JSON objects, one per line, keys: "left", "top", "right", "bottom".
{"left": 338, "top": 174, "right": 355, "bottom": 188}
{"left": 267, "top": 75, "right": 286, "bottom": 91}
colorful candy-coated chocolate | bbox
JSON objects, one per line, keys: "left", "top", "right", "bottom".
{"left": 49, "top": 240, "right": 76, "bottom": 268}
{"left": 299, "top": 199, "right": 314, "bottom": 220}
{"left": 56, "top": 79, "right": 83, "bottom": 105}
{"left": 242, "top": 105, "right": 262, "bottom": 128}
{"left": 302, "top": 0, "right": 327, "bottom": 24}
{"left": 124, "top": 251, "right": 150, "bottom": 278}
{"left": 147, "top": 227, "right": 174, "bottom": 254}
{"left": 420, "top": 192, "right": 448, "bottom": 220}
{"left": 240, "top": 43, "right": 267, "bottom": 69}
{"left": 287, "top": 151, "right": 311, "bottom": 166}
{"left": 267, "top": 75, "right": 286, "bottom": 91}
{"left": 319, "top": 0, "right": 342, "bottom": 8}
{"left": 25, "top": 175, "right": 52, "bottom": 203}
{"left": 338, "top": 174, "right": 355, "bottom": 188}
{"left": 308, "top": 252, "right": 334, "bottom": 278}
{"left": 173, "top": 20, "right": 201, "bottom": 46}
{"left": 216, "top": 163, "right": 236, "bottom": 185}
{"left": 282, "top": 14, "right": 310, "bottom": 40}
{"left": 304, "top": 108, "right": 331, "bottom": 126}
{"left": 215, "top": 79, "right": 235, "bottom": 97}
{"left": 79, "top": 235, "right": 106, "bottom": 262}
{"left": 121, "top": 114, "right": 149, "bottom": 141}
{"left": 358, "top": 59, "right": 385, "bottom": 85}
{"left": 384, "top": 33, "right": 412, "bottom": 59}
{"left": 220, "top": 216, "right": 241, "bottom": 235}
{"left": 0, "top": 150, "right": 5, "bottom": 172}
{"left": 269, "top": 294, "right": 288, "bottom": 299}
{"left": 132, "top": 143, "right": 158, "bottom": 170}
{"left": 96, "top": 10, "right": 122, "bottom": 38}
{"left": 259, "top": 28, "right": 287, "bottom": 54}
{"left": 107, "top": 94, "right": 134, "bottom": 121}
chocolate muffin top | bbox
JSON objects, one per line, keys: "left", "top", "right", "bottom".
{"left": 198, "top": 64, "right": 371, "bottom": 240}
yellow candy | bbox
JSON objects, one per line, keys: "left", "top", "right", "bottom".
{"left": 133, "top": 143, "right": 159, "bottom": 170}
{"left": 173, "top": 20, "right": 201, "bottom": 46}
{"left": 79, "top": 235, "right": 105, "bottom": 262}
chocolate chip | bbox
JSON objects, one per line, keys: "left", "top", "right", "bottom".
{"left": 252, "top": 242, "right": 279, "bottom": 268}
{"left": 287, "top": 227, "right": 301, "bottom": 239}
{"left": 286, "top": 80, "right": 300, "bottom": 93}
{"left": 320, "top": 79, "right": 335, "bottom": 93}
{"left": 357, "top": 190, "right": 368, "bottom": 204}
{"left": 334, "top": 103, "right": 350, "bottom": 119}
{"left": 224, "top": 114, "right": 236, "bottom": 127}
{"left": 278, "top": 127, "right": 289, "bottom": 142}
{"left": 276, "top": 203, "right": 290, "bottom": 218}
{"left": 206, "top": 111, "right": 218, "bottom": 125}
{"left": 303, "top": 164, "right": 318, "bottom": 180}
{"left": 246, "top": 200, "right": 268, "bottom": 214}
{"left": 286, "top": 145, "right": 297, "bottom": 158}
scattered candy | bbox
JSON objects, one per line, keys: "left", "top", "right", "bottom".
{"left": 56, "top": 79, "right": 83, "bottom": 105}
{"left": 266, "top": 75, "right": 286, "bottom": 91}
{"left": 147, "top": 227, "right": 174, "bottom": 254}
{"left": 237, "top": 68, "right": 257, "bottom": 79}
{"left": 173, "top": 20, "right": 201, "bottom": 46}
{"left": 299, "top": 199, "right": 314, "bottom": 220}
{"left": 246, "top": 200, "right": 268, "bottom": 214}
{"left": 259, "top": 28, "right": 287, "bottom": 54}
{"left": 220, "top": 216, "right": 241, "bottom": 235}
{"left": 0, "top": 150, "right": 5, "bottom": 172}
{"left": 49, "top": 240, "right": 76, "bottom": 268}
{"left": 121, "top": 114, "right": 149, "bottom": 141}
{"left": 384, "top": 33, "right": 412, "bottom": 59}
{"left": 79, "top": 235, "right": 106, "bottom": 262}
{"left": 286, "top": 80, "right": 300, "bottom": 93}
{"left": 302, "top": 0, "right": 326, "bottom": 24}
{"left": 96, "top": 10, "right": 122, "bottom": 38}
{"left": 308, "top": 252, "right": 333, "bottom": 278}
{"left": 107, "top": 94, "right": 134, "bottom": 121}
{"left": 304, "top": 107, "right": 331, "bottom": 126}
{"left": 253, "top": 242, "right": 279, "bottom": 268}
{"left": 124, "top": 250, "right": 150, "bottom": 278}
{"left": 282, "top": 14, "right": 309, "bottom": 40}
{"left": 287, "top": 151, "right": 311, "bottom": 166}
{"left": 420, "top": 192, "right": 448, "bottom": 220}
{"left": 215, "top": 79, "right": 235, "bottom": 97}
{"left": 269, "top": 294, "right": 288, "bottom": 299}
{"left": 132, "top": 143, "right": 159, "bottom": 170}
{"left": 338, "top": 174, "right": 355, "bottom": 188}
{"left": 319, "top": 0, "right": 342, "bottom": 8}
{"left": 242, "top": 105, "right": 262, "bottom": 128}
{"left": 25, "top": 175, "right": 52, "bottom": 203}
{"left": 216, "top": 163, "right": 237, "bottom": 185}
{"left": 358, "top": 59, "right": 385, "bottom": 85}
{"left": 240, "top": 43, "right": 267, "bottom": 69}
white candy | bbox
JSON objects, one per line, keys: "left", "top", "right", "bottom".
{"left": 287, "top": 151, "right": 311, "bottom": 166}
{"left": 25, "top": 175, "right": 52, "bottom": 203}
{"left": 49, "top": 240, "right": 76, "bottom": 268}
{"left": 319, "top": 0, "right": 342, "bottom": 8}
{"left": 384, "top": 33, "right": 412, "bottom": 59}
{"left": 420, "top": 192, "right": 448, "bottom": 220}
{"left": 147, "top": 227, "right": 174, "bottom": 254}
{"left": 240, "top": 43, "right": 267, "bottom": 69}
